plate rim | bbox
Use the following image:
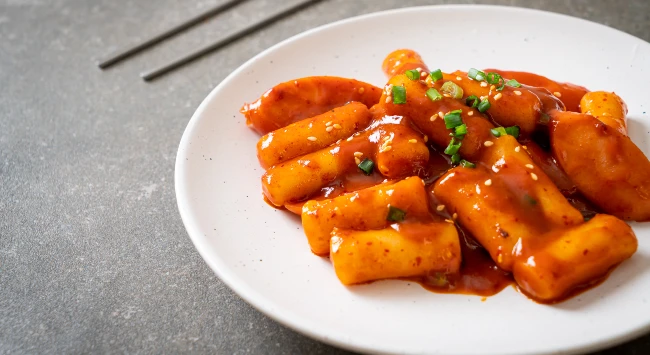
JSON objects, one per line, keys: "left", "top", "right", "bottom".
{"left": 175, "top": 4, "right": 650, "bottom": 354}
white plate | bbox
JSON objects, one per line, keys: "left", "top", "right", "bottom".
{"left": 176, "top": 5, "right": 650, "bottom": 355}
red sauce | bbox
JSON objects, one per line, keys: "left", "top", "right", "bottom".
{"left": 253, "top": 53, "right": 638, "bottom": 303}
{"left": 485, "top": 69, "right": 589, "bottom": 112}
{"left": 410, "top": 228, "right": 514, "bottom": 297}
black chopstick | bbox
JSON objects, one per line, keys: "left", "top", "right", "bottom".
{"left": 140, "top": 0, "right": 322, "bottom": 82}
{"left": 98, "top": 0, "right": 248, "bottom": 69}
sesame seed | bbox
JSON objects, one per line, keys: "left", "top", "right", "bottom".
{"left": 416, "top": 67, "right": 422, "bottom": 72}
{"left": 307, "top": 136, "right": 317, "bottom": 141}
{"left": 494, "top": 93, "right": 503, "bottom": 100}
{"left": 480, "top": 82, "right": 488, "bottom": 87}
{"left": 424, "top": 135, "right": 428, "bottom": 142}
{"left": 514, "top": 146, "right": 521, "bottom": 152}
{"left": 479, "top": 96, "right": 487, "bottom": 101}
{"left": 354, "top": 157, "right": 361, "bottom": 165}
{"left": 553, "top": 91, "right": 562, "bottom": 98}
{"left": 385, "top": 96, "right": 391, "bottom": 103}
{"left": 430, "top": 115, "right": 437, "bottom": 122}
{"left": 333, "top": 124, "right": 342, "bottom": 129}
{"left": 409, "top": 139, "right": 417, "bottom": 143}
{"left": 438, "top": 111, "right": 444, "bottom": 118}
{"left": 358, "top": 87, "right": 365, "bottom": 94}
{"left": 382, "top": 146, "right": 392, "bottom": 152}
{"left": 443, "top": 93, "right": 451, "bottom": 98}
{"left": 419, "top": 80, "right": 427, "bottom": 85}
{"left": 421, "top": 179, "right": 425, "bottom": 186}
{"left": 484, "top": 141, "right": 494, "bottom": 147}
{"left": 531, "top": 173, "right": 538, "bottom": 181}
{"left": 514, "top": 90, "right": 522, "bottom": 96}
{"left": 485, "top": 179, "right": 492, "bottom": 186}
{"left": 325, "top": 121, "right": 332, "bottom": 126}
{"left": 353, "top": 152, "right": 363, "bottom": 157}
{"left": 445, "top": 219, "right": 454, "bottom": 224}
{"left": 346, "top": 136, "right": 354, "bottom": 142}
{"left": 436, "top": 204, "right": 445, "bottom": 211}
{"left": 325, "top": 126, "right": 334, "bottom": 132}
{"left": 456, "top": 76, "right": 462, "bottom": 81}
{"left": 490, "top": 85, "right": 496, "bottom": 91}
{"left": 525, "top": 164, "right": 534, "bottom": 169}
{"left": 420, "top": 71, "right": 427, "bottom": 78}
{"left": 523, "top": 145, "right": 528, "bottom": 150}
{"left": 452, "top": 213, "right": 458, "bottom": 220}
{"left": 468, "top": 111, "right": 474, "bottom": 116}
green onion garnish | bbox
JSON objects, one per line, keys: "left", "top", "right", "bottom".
{"left": 468, "top": 68, "right": 486, "bottom": 81}
{"left": 444, "top": 138, "right": 461, "bottom": 155}
{"left": 491, "top": 127, "right": 507, "bottom": 137}
{"left": 441, "top": 81, "right": 464, "bottom": 99}
{"left": 430, "top": 69, "right": 443, "bottom": 82}
{"left": 453, "top": 124, "right": 468, "bottom": 138}
{"left": 444, "top": 110, "right": 463, "bottom": 129}
{"left": 386, "top": 206, "right": 406, "bottom": 222}
{"left": 405, "top": 69, "right": 420, "bottom": 81}
{"left": 524, "top": 194, "right": 538, "bottom": 206}
{"left": 540, "top": 113, "right": 550, "bottom": 124}
{"left": 486, "top": 72, "right": 502, "bottom": 85}
{"left": 486, "top": 72, "right": 506, "bottom": 91}
{"left": 465, "top": 95, "right": 479, "bottom": 108}
{"left": 451, "top": 153, "right": 461, "bottom": 165}
{"left": 477, "top": 99, "right": 491, "bottom": 113}
{"left": 506, "top": 79, "right": 521, "bottom": 88}
{"left": 358, "top": 158, "right": 374, "bottom": 175}
{"left": 505, "top": 126, "right": 520, "bottom": 139}
{"left": 392, "top": 85, "right": 406, "bottom": 104}
{"left": 460, "top": 160, "right": 476, "bottom": 168}
{"left": 426, "top": 88, "right": 443, "bottom": 102}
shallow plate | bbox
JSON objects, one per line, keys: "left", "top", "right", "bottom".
{"left": 176, "top": 5, "right": 650, "bottom": 355}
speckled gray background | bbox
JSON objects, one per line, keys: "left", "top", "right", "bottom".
{"left": 1, "top": 0, "right": 649, "bottom": 354}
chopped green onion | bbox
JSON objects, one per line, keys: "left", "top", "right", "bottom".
{"left": 453, "top": 124, "right": 468, "bottom": 138}
{"left": 486, "top": 72, "right": 502, "bottom": 85}
{"left": 441, "top": 81, "right": 464, "bottom": 99}
{"left": 444, "top": 138, "right": 461, "bottom": 155}
{"left": 460, "top": 160, "right": 476, "bottom": 168}
{"left": 465, "top": 95, "right": 479, "bottom": 108}
{"left": 451, "top": 153, "right": 461, "bottom": 164}
{"left": 358, "top": 158, "right": 374, "bottom": 175}
{"left": 491, "top": 127, "right": 507, "bottom": 137}
{"left": 392, "top": 85, "right": 406, "bottom": 104}
{"left": 430, "top": 69, "right": 443, "bottom": 82}
{"left": 386, "top": 206, "right": 406, "bottom": 222}
{"left": 524, "top": 194, "right": 538, "bottom": 206}
{"left": 506, "top": 79, "right": 521, "bottom": 88}
{"left": 430, "top": 272, "right": 448, "bottom": 287}
{"left": 486, "top": 72, "right": 507, "bottom": 91}
{"left": 467, "top": 68, "right": 486, "bottom": 81}
{"left": 505, "top": 126, "right": 520, "bottom": 139}
{"left": 477, "top": 99, "right": 491, "bottom": 113}
{"left": 444, "top": 110, "right": 463, "bottom": 129}
{"left": 426, "top": 88, "right": 443, "bottom": 102}
{"left": 405, "top": 69, "right": 420, "bottom": 81}
{"left": 539, "top": 112, "right": 550, "bottom": 124}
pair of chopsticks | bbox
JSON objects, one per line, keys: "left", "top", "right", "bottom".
{"left": 98, "top": 0, "right": 322, "bottom": 81}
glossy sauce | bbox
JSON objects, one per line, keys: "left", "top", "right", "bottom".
{"left": 485, "top": 70, "right": 589, "bottom": 112}
{"left": 253, "top": 55, "right": 638, "bottom": 302}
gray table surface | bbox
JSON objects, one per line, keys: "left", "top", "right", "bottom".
{"left": 2, "top": 0, "right": 650, "bottom": 353}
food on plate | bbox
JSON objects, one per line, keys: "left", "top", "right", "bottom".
{"left": 241, "top": 49, "right": 648, "bottom": 303}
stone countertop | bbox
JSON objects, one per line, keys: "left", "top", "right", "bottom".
{"left": 2, "top": 0, "right": 649, "bottom": 353}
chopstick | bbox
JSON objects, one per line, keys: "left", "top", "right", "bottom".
{"left": 140, "top": 0, "right": 322, "bottom": 82}
{"left": 98, "top": 0, "right": 248, "bottom": 69}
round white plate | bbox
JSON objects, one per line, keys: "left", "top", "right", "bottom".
{"left": 176, "top": 5, "right": 650, "bottom": 355}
